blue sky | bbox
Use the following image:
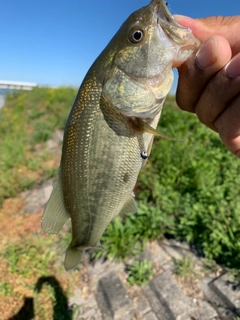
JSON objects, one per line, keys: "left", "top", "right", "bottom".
{"left": 1, "top": 0, "right": 240, "bottom": 91}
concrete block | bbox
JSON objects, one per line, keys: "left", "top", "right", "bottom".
{"left": 160, "top": 239, "right": 190, "bottom": 260}
{"left": 187, "top": 297, "right": 218, "bottom": 320}
{"left": 96, "top": 271, "right": 132, "bottom": 319}
{"left": 88, "top": 257, "right": 125, "bottom": 280}
{"left": 211, "top": 273, "right": 240, "bottom": 315}
{"left": 140, "top": 241, "right": 170, "bottom": 265}
{"left": 160, "top": 239, "right": 204, "bottom": 265}
{"left": 132, "top": 293, "right": 151, "bottom": 318}
{"left": 69, "top": 289, "right": 101, "bottom": 319}
{"left": 143, "top": 271, "right": 189, "bottom": 320}
{"left": 198, "top": 276, "right": 237, "bottom": 320}
{"left": 142, "top": 311, "right": 158, "bottom": 320}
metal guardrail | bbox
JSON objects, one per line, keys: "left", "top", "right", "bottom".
{"left": 0, "top": 80, "right": 38, "bottom": 91}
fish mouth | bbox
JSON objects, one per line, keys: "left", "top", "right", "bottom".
{"left": 126, "top": 68, "right": 168, "bottom": 87}
{"left": 150, "top": 0, "right": 200, "bottom": 64}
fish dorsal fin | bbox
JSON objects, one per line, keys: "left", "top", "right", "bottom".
{"left": 136, "top": 119, "right": 182, "bottom": 141}
{"left": 119, "top": 195, "right": 137, "bottom": 216}
{"left": 41, "top": 171, "right": 70, "bottom": 234}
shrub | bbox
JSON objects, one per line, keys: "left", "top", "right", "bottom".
{"left": 137, "top": 98, "right": 240, "bottom": 268}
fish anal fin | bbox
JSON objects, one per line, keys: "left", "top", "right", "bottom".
{"left": 41, "top": 171, "right": 70, "bottom": 235}
{"left": 64, "top": 242, "right": 103, "bottom": 271}
{"left": 64, "top": 246, "right": 83, "bottom": 271}
{"left": 119, "top": 196, "right": 137, "bottom": 216}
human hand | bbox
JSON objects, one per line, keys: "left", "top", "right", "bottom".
{"left": 175, "top": 15, "right": 240, "bottom": 157}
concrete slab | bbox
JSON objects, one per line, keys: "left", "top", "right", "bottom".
{"left": 142, "top": 311, "right": 158, "bottom": 320}
{"left": 198, "top": 276, "right": 237, "bottom": 320}
{"left": 143, "top": 271, "right": 189, "bottom": 320}
{"left": 96, "top": 271, "right": 132, "bottom": 319}
{"left": 211, "top": 273, "right": 240, "bottom": 315}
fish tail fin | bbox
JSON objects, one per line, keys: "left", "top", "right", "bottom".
{"left": 41, "top": 171, "right": 70, "bottom": 234}
{"left": 64, "top": 246, "right": 84, "bottom": 271}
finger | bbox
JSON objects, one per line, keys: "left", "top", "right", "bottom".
{"left": 195, "top": 52, "right": 240, "bottom": 131}
{"left": 175, "top": 15, "right": 240, "bottom": 55}
{"left": 176, "top": 35, "right": 231, "bottom": 113}
{"left": 214, "top": 94, "right": 240, "bottom": 157}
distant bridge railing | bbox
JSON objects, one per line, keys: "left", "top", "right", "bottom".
{"left": 0, "top": 80, "right": 38, "bottom": 91}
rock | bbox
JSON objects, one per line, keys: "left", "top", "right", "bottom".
{"left": 20, "top": 180, "right": 53, "bottom": 214}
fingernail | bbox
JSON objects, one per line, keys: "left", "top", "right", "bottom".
{"left": 225, "top": 54, "right": 240, "bottom": 79}
{"left": 196, "top": 37, "right": 217, "bottom": 69}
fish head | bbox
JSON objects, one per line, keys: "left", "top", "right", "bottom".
{"left": 102, "top": 0, "right": 199, "bottom": 118}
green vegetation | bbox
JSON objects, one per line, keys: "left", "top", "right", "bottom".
{"left": 0, "top": 88, "right": 240, "bottom": 278}
{"left": 173, "top": 255, "right": 195, "bottom": 280}
{"left": 137, "top": 96, "right": 240, "bottom": 268}
{"left": 92, "top": 204, "right": 172, "bottom": 261}
{"left": 6, "top": 238, "right": 57, "bottom": 278}
{"left": 0, "top": 282, "right": 13, "bottom": 296}
{"left": 126, "top": 260, "right": 153, "bottom": 286}
{"left": 0, "top": 230, "right": 79, "bottom": 319}
{"left": 0, "top": 87, "right": 77, "bottom": 205}
{"left": 92, "top": 96, "right": 240, "bottom": 270}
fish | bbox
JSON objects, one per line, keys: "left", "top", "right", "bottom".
{"left": 42, "top": 0, "right": 199, "bottom": 270}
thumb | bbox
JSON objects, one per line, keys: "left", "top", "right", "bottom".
{"left": 175, "top": 15, "right": 240, "bottom": 55}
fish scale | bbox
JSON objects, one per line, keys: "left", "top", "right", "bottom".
{"left": 41, "top": 0, "right": 199, "bottom": 270}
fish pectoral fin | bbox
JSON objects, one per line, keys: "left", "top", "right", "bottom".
{"left": 41, "top": 171, "right": 70, "bottom": 234}
{"left": 119, "top": 196, "right": 137, "bottom": 216}
{"left": 64, "top": 246, "right": 84, "bottom": 271}
{"left": 137, "top": 119, "right": 182, "bottom": 141}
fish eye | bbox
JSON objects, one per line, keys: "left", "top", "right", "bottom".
{"left": 128, "top": 28, "right": 144, "bottom": 44}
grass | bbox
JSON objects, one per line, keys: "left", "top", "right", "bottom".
{"left": 0, "top": 226, "right": 80, "bottom": 319}
{"left": 0, "top": 282, "right": 13, "bottom": 296}
{"left": 92, "top": 96, "right": 240, "bottom": 273}
{"left": 137, "top": 96, "right": 240, "bottom": 268}
{"left": 1, "top": 89, "right": 240, "bottom": 270}
{"left": 0, "top": 87, "right": 77, "bottom": 206}
{"left": 0, "top": 88, "right": 240, "bottom": 317}
{"left": 173, "top": 255, "right": 195, "bottom": 280}
{"left": 126, "top": 260, "right": 153, "bottom": 286}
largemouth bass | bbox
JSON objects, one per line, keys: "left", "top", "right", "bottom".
{"left": 42, "top": 0, "right": 199, "bottom": 270}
